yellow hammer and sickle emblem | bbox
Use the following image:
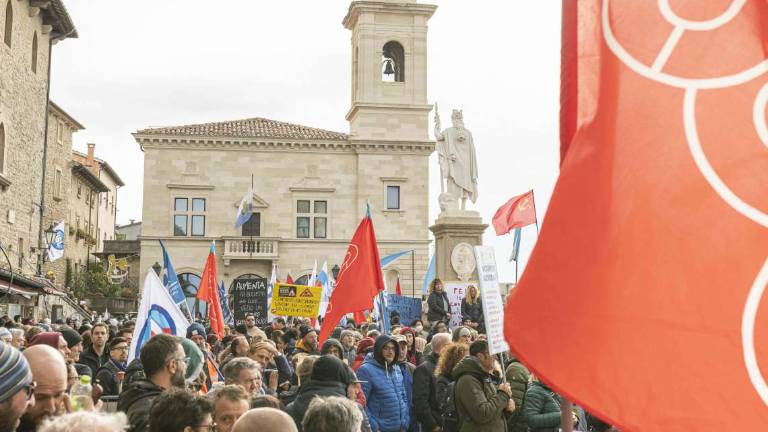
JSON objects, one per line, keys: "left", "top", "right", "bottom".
{"left": 517, "top": 198, "right": 531, "bottom": 211}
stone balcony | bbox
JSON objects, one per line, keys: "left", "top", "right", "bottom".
{"left": 221, "top": 237, "right": 279, "bottom": 264}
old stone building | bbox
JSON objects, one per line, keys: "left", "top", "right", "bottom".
{"left": 0, "top": 0, "right": 77, "bottom": 318}
{"left": 41, "top": 101, "right": 82, "bottom": 285}
{"left": 135, "top": 0, "right": 437, "bottom": 316}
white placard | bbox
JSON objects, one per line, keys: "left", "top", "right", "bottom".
{"left": 474, "top": 246, "right": 509, "bottom": 355}
{"left": 444, "top": 282, "right": 470, "bottom": 328}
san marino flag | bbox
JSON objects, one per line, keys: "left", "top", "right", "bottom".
{"left": 234, "top": 188, "right": 254, "bottom": 229}
{"left": 129, "top": 270, "right": 190, "bottom": 362}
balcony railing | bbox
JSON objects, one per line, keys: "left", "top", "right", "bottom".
{"left": 222, "top": 237, "right": 279, "bottom": 261}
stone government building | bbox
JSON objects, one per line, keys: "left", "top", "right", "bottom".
{"left": 135, "top": 0, "right": 437, "bottom": 316}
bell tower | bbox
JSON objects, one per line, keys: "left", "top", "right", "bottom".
{"left": 343, "top": 0, "right": 437, "bottom": 142}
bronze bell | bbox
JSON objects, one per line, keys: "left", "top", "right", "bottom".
{"left": 383, "top": 59, "right": 395, "bottom": 76}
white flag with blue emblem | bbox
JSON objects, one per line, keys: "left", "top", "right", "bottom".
{"left": 234, "top": 188, "right": 254, "bottom": 229}
{"left": 46, "top": 221, "right": 66, "bottom": 262}
{"left": 128, "top": 270, "right": 190, "bottom": 362}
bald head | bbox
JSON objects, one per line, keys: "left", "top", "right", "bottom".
{"left": 432, "top": 333, "right": 451, "bottom": 356}
{"left": 23, "top": 345, "right": 67, "bottom": 392}
{"left": 232, "top": 408, "right": 297, "bottom": 432}
{"left": 21, "top": 345, "right": 68, "bottom": 429}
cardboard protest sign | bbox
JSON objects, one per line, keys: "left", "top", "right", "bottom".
{"left": 270, "top": 283, "right": 322, "bottom": 318}
{"left": 387, "top": 294, "right": 422, "bottom": 325}
{"left": 231, "top": 277, "right": 269, "bottom": 326}
{"left": 444, "top": 282, "right": 469, "bottom": 328}
{"left": 474, "top": 246, "right": 508, "bottom": 355}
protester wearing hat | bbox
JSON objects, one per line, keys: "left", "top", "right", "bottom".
{"left": 291, "top": 326, "right": 319, "bottom": 358}
{"left": 95, "top": 337, "right": 129, "bottom": 396}
{"left": 59, "top": 326, "right": 93, "bottom": 378}
{"left": 187, "top": 323, "right": 221, "bottom": 393}
{"left": 452, "top": 326, "right": 473, "bottom": 345}
{"left": 285, "top": 355, "right": 372, "bottom": 432}
{"left": 27, "top": 332, "right": 71, "bottom": 360}
{"left": 0, "top": 343, "right": 34, "bottom": 432}
{"left": 356, "top": 335, "right": 410, "bottom": 432}
{"left": 352, "top": 337, "right": 375, "bottom": 371}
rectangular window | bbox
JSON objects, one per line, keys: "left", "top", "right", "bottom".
{"left": 174, "top": 198, "right": 188, "bottom": 212}
{"left": 387, "top": 186, "right": 400, "bottom": 210}
{"left": 314, "top": 217, "right": 327, "bottom": 239}
{"left": 296, "top": 217, "right": 310, "bottom": 238}
{"left": 173, "top": 196, "right": 206, "bottom": 237}
{"left": 174, "top": 215, "right": 187, "bottom": 236}
{"left": 192, "top": 198, "right": 206, "bottom": 212}
{"left": 54, "top": 169, "right": 62, "bottom": 199}
{"left": 296, "top": 199, "right": 330, "bottom": 239}
{"left": 191, "top": 215, "right": 205, "bottom": 236}
{"left": 241, "top": 213, "right": 260, "bottom": 237}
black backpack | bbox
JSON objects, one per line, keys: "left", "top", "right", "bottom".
{"left": 437, "top": 378, "right": 460, "bottom": 432}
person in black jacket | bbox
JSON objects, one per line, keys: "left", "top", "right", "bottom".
{"left": 117, "top": 334, "right": 187, "bottom": 432}
{"left": 461, "top": 285, "right": 485, "bottom": 333}
{"left": 95, "top": 337, "right": 129, "bottom": 396}
{"left": 285, "top": 355, "right": 371, "bottom": 432}
{"left": 80, "top": 323, "right": 110, "bottom": 375}
{"left": 412, "top": 333, "right": 451, "bottom": 432}
{"left": 427, "top": 278, "right": 452, "bottom": 325}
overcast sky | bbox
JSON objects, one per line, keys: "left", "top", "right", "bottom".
{"left": 49, "top": 0, "right": 562, "bottom": 282}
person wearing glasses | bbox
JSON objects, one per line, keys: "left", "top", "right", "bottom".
{"left": 0, "top": 343, "right": 35, "bottom": 432}
{"left": 149, "top": 390, "right": 214, "bottom": 432}
{"left": 18, "top": 345, "right": 68, "bottom": 432}
{"left": 95, "top": 337, "right": 129, "bottom": 396}
{"left": 117, "top": 334, "right": 187, "bottom": 432}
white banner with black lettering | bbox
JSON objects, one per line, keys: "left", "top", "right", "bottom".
{"left": 474, "top": 246, "right": 509, "bottom": 355}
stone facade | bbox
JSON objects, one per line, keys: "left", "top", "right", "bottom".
{"left": 135, "top": 0, "right": 437, "bottom": 314}
{"left": 72, "top": 145, "right": 123, "bottom": 253}
{"left": 41, "top": 101, "right": 81, "bottom": 285}
{"left": 0, "top": 0, "right": 76, "bottom": 281}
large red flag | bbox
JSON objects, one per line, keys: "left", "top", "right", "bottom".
{"left": 395, "top": 278, "right": 402, "bottom": 296}
{"left": 319, "top": 213, "right": 385, "bottom": 343}
{"left": 505, "top": 1, "right": 768, "bottom": 431}
{"left": 491, "top": 190, "right": 537, "bottom": 235}
{"left": 196, "top": 242, "right": 225, "bottom": 340}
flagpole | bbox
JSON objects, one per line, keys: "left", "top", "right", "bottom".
{"left": 249, "top": 173, "right": 254, "bottom": 257}
{"left": 411, "top": 249, "right": 415, "bottom": 298}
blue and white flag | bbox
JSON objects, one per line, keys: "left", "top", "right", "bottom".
{"left": 160, "top": 240, "right": 187, "bottom": 306}
{"left": 267, "top": 262, "right": 277, "bottom": 321}
{"left": 510, "top": 227, "right": 522, "bottom": 262}
{"left": 373, "top": 290, "right": 390, "bottom": 335}
{"left": 234, "top": 188, "right": 254, "bottom": 229}
{"left": 421, "top": 253, "right": 436, "bottom": 295}
{"left": 46, "top": 221, "right": 65, "bottom": 262}
{"left": 308, "top": 259, "right": 318, "bottom": 287}
{"left": 219, "top": 280, "right": 234, "bottom": 326}
{"left": 317, "top": 261, "right": 335, "bottom": 318}
{"left": 128, "top": 270, "right": 190, "bottom": 362}
{"left": 380, "top": 250, "right": 411, "bottom": 268}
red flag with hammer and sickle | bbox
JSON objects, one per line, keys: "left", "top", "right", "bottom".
{"left": 492, "top": 190, "right": 537, "bottom": 235}
{"left": 505, "top": 1, "right": 768, "bottom": 430}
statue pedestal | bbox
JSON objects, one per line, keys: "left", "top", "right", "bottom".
{"left": 429, "top": 210, "right": 488, "bottom": 282}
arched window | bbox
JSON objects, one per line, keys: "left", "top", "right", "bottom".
{"left": 178, "top": 272, "right": 206, "bottom": 320}
{"left": 4, "top": 0, "right": 12, "bottom": 47}
{"left": 293, "top": 274, "right": 310, "bottom": 286}
{"left": 382, "top": 41, "right": 404, "bottom": 83}
{"left": 31, "top": 32, "right": 37, "bottom": 73}
{"left": 0, "top": 123, "right": 5, "bottom": 174}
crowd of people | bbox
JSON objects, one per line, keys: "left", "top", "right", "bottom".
{"left": 0, "top": 278, "right": 618, "bottom": 432}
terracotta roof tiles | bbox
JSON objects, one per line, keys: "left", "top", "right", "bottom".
{"left": 136, "top": 117, "right": 348, "bottom": 141}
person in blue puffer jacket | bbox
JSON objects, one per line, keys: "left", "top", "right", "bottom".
{"left": 356, "top": 335, "right": 410, "bottom": 432}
